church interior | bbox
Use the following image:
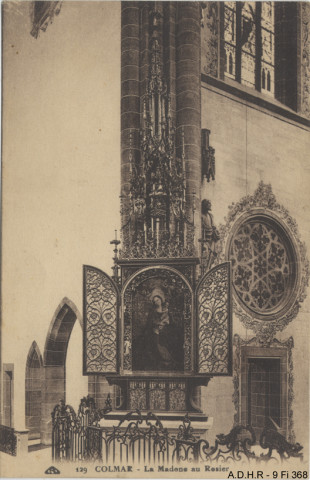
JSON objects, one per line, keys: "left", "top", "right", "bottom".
{"left": 0, "top": 0, "right": 309, "bottom": 470}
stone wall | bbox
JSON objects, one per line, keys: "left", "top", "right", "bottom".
{"left": 200, "top": 81, "right": 310, "bottom": 451}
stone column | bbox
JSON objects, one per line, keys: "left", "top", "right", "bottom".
{"left": 40, "top": 366, "right": 65, "bottom": 445}
{"left": 176, "top": 2, "right": 201, "bottom": 248}
{"left": 15, "top": 429, "right": 29, "bottom": 456}
{"left": 139, "top": 3, "right": 150, "bottom": 101}
{"left": 121, "top": 2, "right": 140, "bottom": 238}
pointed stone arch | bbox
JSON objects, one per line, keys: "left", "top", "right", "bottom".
{"left": 27, "top": 341, "right": 43, "bottom": 366}
{"left": 43, "top": 297, "right": 82, "bottom": 367}
{"left": 41, "top": 297, "right": 111, "bottom": 444}
{"left": 41, "top": 297, "right": 82, "bottom": 444}
{"left": 25, "top": 341, "right": 43, "bottom": 440}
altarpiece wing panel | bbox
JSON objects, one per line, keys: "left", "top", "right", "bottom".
{"left": 197, "top": 262, "right": 232, "bottom": 375}
{"left": 83, "top": 266, "right": 119, "bottom": 374}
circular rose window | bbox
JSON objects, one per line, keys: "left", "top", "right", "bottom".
{"left": 229, "top": 216, "right": 296, "bottom": 317}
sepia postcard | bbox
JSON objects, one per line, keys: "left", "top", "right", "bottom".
{"left": 0, "top": 1, "right": 309, "bottom": 479}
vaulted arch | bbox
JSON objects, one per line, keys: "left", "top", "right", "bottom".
{"left": 44, "top": 297, "right": 82, "bottom": 367}
{"left": 41, "top": 297, "right": 112, "bottom": 445}
{"left": 41, "top": 297, "right": 82, "bottom": 445}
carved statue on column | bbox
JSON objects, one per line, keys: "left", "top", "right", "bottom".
{"left": 200, "top": 199, "right": 220, "bottom": 273}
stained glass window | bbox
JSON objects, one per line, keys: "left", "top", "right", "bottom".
{"left": 224, "top": 2, "right": 275, "bottom": 95}
{"left": 224, "top": 2, "right": 236, "bottom": 79}
{"left": 229, "top": 218, "right": 294, "bottom": 314}
{"left": 241, "top": 2, "right": 256, "bottom": 89}
{"left": 261, "top": 2, "right": 275, "bottom": 94}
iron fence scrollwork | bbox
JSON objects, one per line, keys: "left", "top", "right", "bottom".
{"left": 52, "top": 396, "right": 303, "bottom": 465}
{"left": 0, "top": 425, "right": 17, "bottom": 456}
{"left": 52, "top": 395, "right": 112, "bottom": 461}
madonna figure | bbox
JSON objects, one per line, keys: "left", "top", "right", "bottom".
{"left": 133, "top": 287, "right": 184, "bottom": 372}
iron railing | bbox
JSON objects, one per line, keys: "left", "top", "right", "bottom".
{"left": 0, "top": 425, "right": 17, "bottom": 456}
{"left": 52, "top": 396, "right": 303, "bottom": 464}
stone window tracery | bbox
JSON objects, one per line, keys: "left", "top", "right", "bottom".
{"left": 215, "top": 182, "right": 308, "bottom": 340}
{"left": 202, "top": 4, "right": 309, "bottom": 115}
{"left": 229, "top": 216, "right": 295, "bottom": 317}
{"left": 223, "top": 1, "right": 275, "bottom": 94}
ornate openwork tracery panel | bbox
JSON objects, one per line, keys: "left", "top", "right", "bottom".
{"left": 128, "top": 380, "right": 186, "bottom": 411}
{"left": 128, "top": 381, "right": 147, "bottom": 410}
{"left": 168, "top": 382, "right": 186, "bottom": 411}
{"left": 84, "top": 266, "right": 118, "bottom": 374}
{"left": 229, "top": 219, "right": 293, "bottom": 314}
{"left": 149, "top": 381, "right": 166, "bottom": 411}
{"left": 197, "top": 262, "right": 232, "bottom": 374}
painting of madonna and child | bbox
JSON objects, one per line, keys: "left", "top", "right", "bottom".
{"left": 131, "top": 276, "right": 185, "bottom": 372}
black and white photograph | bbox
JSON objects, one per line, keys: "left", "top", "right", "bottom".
{"left": 0, "top": 1, "right": 309, "bottom": 478}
